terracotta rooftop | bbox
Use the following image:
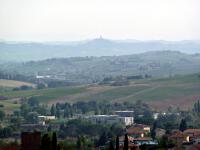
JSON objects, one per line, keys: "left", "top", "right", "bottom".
{"left": 134, "top": 124, "right": 150, "bottom": 128}
{"left": 184, "top": 129, "right": 200, "bottom": 133}
{"left": 170, "top": 131, "right": 187, "bottom": 138}
{"left": 126, "top": 127, "right": 144, "bottom": 134}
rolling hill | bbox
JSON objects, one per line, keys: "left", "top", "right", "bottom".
{"left": 1, "top": 73, "right": 200, "bottom": 112}
{"left": 0, "top": 38, "right": 200, "bottom": 62}
{"left": 1, "top": 51, "right": 200, "bottom": 84}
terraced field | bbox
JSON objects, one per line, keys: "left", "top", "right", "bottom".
{"left": 0, "top": 73, "right": 200, "bottom": 112}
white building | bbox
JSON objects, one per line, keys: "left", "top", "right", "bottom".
{"left": 115, "top": 111, "right": 134, "bottom": 117}
{"left": 85, "top": 115, "right": 134, "bottom": 126}
{"left": 118, "top": 117, "right": 134, "bottom": 126}
{"left": 38, "top": 115, "right": 56, "bottom": 125}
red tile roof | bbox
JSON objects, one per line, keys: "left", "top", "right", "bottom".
{"left": 126, "top": 127, "right": 144, "bottom": 134}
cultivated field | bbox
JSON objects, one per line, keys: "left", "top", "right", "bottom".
{"left": 0, "top": 79, "right": 35, "bottom": 88}
{"left": 0, "top": 73, "right": 200, "bottom": 112}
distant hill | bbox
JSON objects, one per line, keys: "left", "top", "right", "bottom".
{"left": 1, "top": 51, "right": 200, "bottom": 83}
{"left": 0, "top": 38, "right": 200, "bottom": 61}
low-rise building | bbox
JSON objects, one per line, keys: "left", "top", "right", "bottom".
{"left": 118, "top": 135, "right": 139, "bottom": 150}
{"left": 126, "top": 127, "right": 145, "bottom": 138}
{"left": 169, "top": 131, "right": 189, "bottom": 146}
{"left": 133, "top": 137, "right": 157, "bottom": 146}
{"left": 184, "top": 129, "right": 200, "bottom": 144}
{"left": 84, "top": 115, "right": 134, "bottom": 126}
{"left": 38, "top": 115, "right": 56, "bottom": 125}
{"left": 115, "top": 111, "right": 134, "bottom": 117}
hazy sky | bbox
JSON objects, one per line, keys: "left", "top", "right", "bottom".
{"left": 0, "top": 0, "right": 200, "bottom": 41}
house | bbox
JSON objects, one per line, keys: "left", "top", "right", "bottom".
{"left": 38, "top": 115, "right": 56, "bottom": 120}
{"left": 126, "top": 124, "right": 151, "bottom": 138}
{"left": 133, "top": 137, "right": 158, "bottom": 146}
{"left": 134, "top": 124, "right": 151, "bottom": 132}
{"left": 126, "top": 127, "right": 145, "bottom": 138}
{"left": 184, "top": 129, "right": 200, "bottom": 136}
{"left": 118, "top": 135, "right": 139, "bottom": 150}
{"left": 169, "top": 131, "right": 189, "bottom": 146}
{"left": 153, "top": 113, "right": 160, "bottom": 119}
{"left": 118, "top": 117, "right": 134, "bottom": 126}
{"left": 155, "top": 128, "right": 166, "bottom": 138}
{"left": 38, "top": 115, "right": 56, "bottom": 125}
{"left": 184, "top": 129, "right": 200, "bottom": 144}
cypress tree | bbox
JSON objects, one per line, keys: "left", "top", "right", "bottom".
{"left": 57, "top": 144, "right": 60, "bottom": 150}
{"left": 51, "top": 104, "right": 56, "bottom": 116}
{"left": 109, "top": 140, "right": 114, "bottom": 150}
{"left": 52, "top": 132, "right": 57, "bottom": 150}
{"left": 179, "top": 119, "right": 187, "bottom": 132}
{"left": 151, "top": 121, "right": 157, "bottom": 140}
{"left": 97, "top": 132, "right": 107, "bottom": 147}
{"left": 41, "top": 134, "right": 51, "bottom": 150}
{"left": 56, "top": 108, "right": 60, "bottom": 118}
{"left": 123, "top": 134, "right": 129, "bottom": 150}
{"left": 116, "top": 136, "right": 119, "bottom": 150}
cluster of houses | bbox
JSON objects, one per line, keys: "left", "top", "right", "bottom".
{"left": 3, "top": 109, "right": 200, "bottom": 150}
{"left": 117, "top": 127, "right": 200, "bottom": 150}
{"left": 3, "top": 121, "right": 200, "bottom": 150}
{"left": 167, "top": 129, "right": 200, "bottom": 150}
{"left": 118, "top": 124, "right": 158, "bottom": 150}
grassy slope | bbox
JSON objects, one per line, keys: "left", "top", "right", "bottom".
{"left": 0, "top": 79, "right": 35, "bottom": 88}
{"left": 0, "top": 73, "right": 200, "bottom": 111}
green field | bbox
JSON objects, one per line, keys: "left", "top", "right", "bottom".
{"left": 0, "top": 73, "right": 200, "bottom": 112}
{"left": 0, "top": 86, "right": 87, "bottom": 101}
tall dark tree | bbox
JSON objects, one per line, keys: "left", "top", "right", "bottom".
{"left": 52, "top": 132, "right": 57, "bottom": 150}
{"left": 193, "top": 100, "right": 200, "bottom": 113}
{"left": 77, "top": 136, "right": 83, "bottom": 150}
{"left": 198, "top": 100, "right": 200, "bottom": 113}
{"left": 115, "top": 136, "right": 119, "bottom": 150}
{"left": 28, "top": 97, "right": 39, "bottom": 107}
{"left": 41, "top": 134, "right": 51, "bottom": 150}
{"left": 0, "top": 110, "right": 5, "bottom": 121}
{"left": 77, "top": 136, "right": 86, "bottom": 150}
{"left": 97, "top": 132, "right": 108, "bottom": 147}
{"left": 109, "top": 140, "right": 114, "bottom": 150}
{"left": 64, "top": 108, "right": 69, "bottom": 118}
{"left": 56, "top": 108, "right": 60, "bottom": 118}
{"left": 123, "top": 134, "right": 129, "bottom": 150}
{"left": 51, "top": 104, "right": 56, "bottom": 116}
{"left": 179, "top": 119, "right": 187, "bottom": 132}
{"left": 151, "top": 121, "right": 157, "bottom": 140}
{"left": 57, "top": 144, "right": 60, "bottom": 150}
